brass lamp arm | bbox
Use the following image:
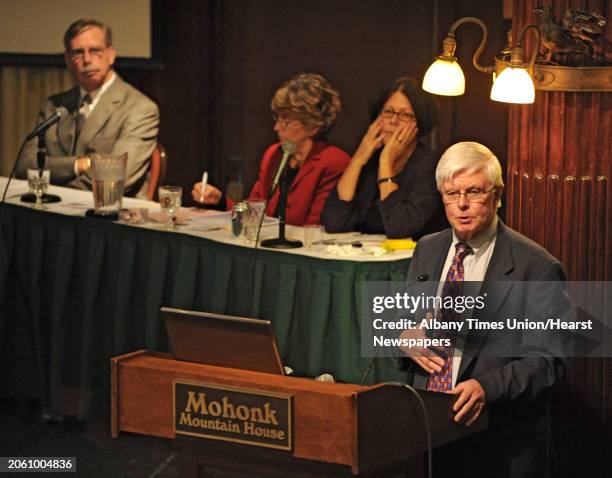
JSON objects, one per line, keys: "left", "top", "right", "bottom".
{"left": 445, "top": 17, "right": 495, "bottom": 74}
{"left": 513, "top": 24, "right": 541, "bottom": 77}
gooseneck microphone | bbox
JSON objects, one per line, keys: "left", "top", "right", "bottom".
{"left": 26, "top": 107, "right": 69, "bottom": 140}
{"left": 360, "top": 272, "right": 432, "bottom": 385}
{"left": 268, "top": 140, "right": 297, "bottom": 198}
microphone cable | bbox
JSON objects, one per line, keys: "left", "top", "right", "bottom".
{"left": 389, "top": 382, "right": 433, "bottom": 478}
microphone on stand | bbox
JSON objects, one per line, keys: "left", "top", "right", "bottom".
{"left": 26, "top": 107, "right": 69, "bottom": 140}
{"left": 261, "top": 140, "right": 303, "bottom": 249}
{"left": 20, "top": 107, "right": 68, "bottom": 204}
{"left": 268, "top": 141, "right": 297, "bottom": 198}
{"left": 360, "top": 272, "right": 432, "bottom": 385}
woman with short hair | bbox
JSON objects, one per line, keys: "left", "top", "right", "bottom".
{"left": 192, "top": 72, "right": 350, "bottom": 226}
{"left": 321, "top": 76, "right": 447, "bottom": 239}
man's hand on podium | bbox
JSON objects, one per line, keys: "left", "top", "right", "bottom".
{"left": 450, "top": 379, "right": 486, "bottom": 427}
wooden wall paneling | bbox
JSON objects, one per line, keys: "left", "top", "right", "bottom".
{"left": 520, "top": 172, "right": 532, "bottom": 237}
{"left": 532, "top": 174, "right": 546, "bottom": 241}
{"left": 560, "top": 176, "right": 576, "bottom": 280}
{"left": 511, "top": 1, "right": 611, "bottom": 476}
{"left": 577, "top": 176, "right": 594, "bottom": 280}
{"left": 593, "top": 176, "right": 609, "bottom": 280}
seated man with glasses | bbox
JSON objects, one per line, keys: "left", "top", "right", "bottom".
{"left": 16, "top": 18, "right": 159, "bottom": 198}
{"left": 321, "top": 76, "right": 448, "bottom": 239}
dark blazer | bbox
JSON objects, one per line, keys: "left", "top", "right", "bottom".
{"left": 321, "top": 143, "right": 448, "bottom": 239}
{"left": 16, "top": 74, "right": 159, "bottom": 198}
{"left": 403, "top": 221, "right": 568, "bottom": 478}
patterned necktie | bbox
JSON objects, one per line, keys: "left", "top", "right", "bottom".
{"left": 73, "top": 94, "right": 92, "bottom": 153}
{"left": 426, "top": 241, "right": 473, "bottom": 392}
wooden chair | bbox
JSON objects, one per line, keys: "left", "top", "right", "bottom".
{"left": 146, "top": 143, "right": 167, "bottom": 201}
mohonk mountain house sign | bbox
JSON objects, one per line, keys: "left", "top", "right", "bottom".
{"left": 174, "top": 380, "right": 292, "bottom": 450}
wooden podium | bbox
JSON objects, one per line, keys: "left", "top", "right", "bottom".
{"left": 111, "top": 351, "right": 486, "bottom": 477}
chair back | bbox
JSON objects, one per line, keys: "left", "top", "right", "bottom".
{"left": 146, "top": 143, "right": 167, "bottom": 201}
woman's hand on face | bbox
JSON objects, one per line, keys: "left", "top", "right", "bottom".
{"left": 192, "top": 182, "right": 223, "bottom": 205}
{"left": 380, "top": 121, "right": 418, "bottom": 169}
{"left": 352, "top": 117, "right": 385, "bottom": 166}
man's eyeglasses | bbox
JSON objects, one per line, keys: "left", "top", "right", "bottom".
{"left": 380, "top": 108, "right": 416, "bottom": 122}
{"left": 67, "top": 47, "right": 107, "bottom": 61}
{"left": 272, "top": 116, "right": 299, "bottom": 129}
{"left": 442, "top": 187, "right": 496, "bottom": 203}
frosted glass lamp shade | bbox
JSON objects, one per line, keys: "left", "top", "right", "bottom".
{"left": 490, "top": 66, "right": 535, "bottom": 104}
{"left": 422, "top": 59, "right": 465, "bottom": 96}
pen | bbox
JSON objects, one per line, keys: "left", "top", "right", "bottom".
{"left": 199, "top": 171, "right": 208, "bottom": 203}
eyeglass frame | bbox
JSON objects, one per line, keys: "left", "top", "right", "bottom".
{"left": 272, "top": 115, "right": 301, "bottom": 129}
{"left": 442, "top": 187, "right": 497, "bottom": 203}
{"left": 379, "top": 107, "right": 417, "bottom": 123}
{"left": 66, "top": 46, "right": 109, "bottom": 62}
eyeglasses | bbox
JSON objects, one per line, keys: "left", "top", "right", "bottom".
{"left": 442, "top": 187, "right": 496, "bottom": 203}
{"left": 272, "top": 116, "right": 300, "bottom": 129}
{"left": 380, "top": 108, "right": 416, "bottom": 122}
{"left": 67, "top": 47, "right": 107, "bottom": 61}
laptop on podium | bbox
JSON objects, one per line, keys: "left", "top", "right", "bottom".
{"left": 161, "top": 307, "right": 285, "bottom": 375}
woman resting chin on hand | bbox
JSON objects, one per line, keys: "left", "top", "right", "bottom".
{"left": 321, "top": 76, "right": 448, "bottom": 240}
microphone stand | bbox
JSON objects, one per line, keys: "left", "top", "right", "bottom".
{"left": 260, "top": 170, "right": 302, "bottom": 249}
{"left": 20, "top": 131, "right": 61, "bottom": 204}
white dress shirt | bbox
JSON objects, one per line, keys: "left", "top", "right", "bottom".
{"left": 73, "top": 72, "right": 117, "bottom": 175}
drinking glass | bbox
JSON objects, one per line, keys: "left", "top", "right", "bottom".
{"left": 90, "top": 153, "right": 127, "bottom": 216}
{"left": 242, "top": 199, "right": 266, "bottom": 244}
{"left": 303, "top": 224, "right": 323, "bottom": 249}
{"left": 27, "top": 168, "right": 50, "bottom": 209}
{"left": 158, "top": 185, "right": 182, "bottom": 229}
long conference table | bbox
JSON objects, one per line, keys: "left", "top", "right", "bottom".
{"left": 0, "top": 178, "right": 412, "bottom": 418}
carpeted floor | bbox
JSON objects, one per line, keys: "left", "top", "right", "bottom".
{"left": 0, "top": 399, "right": 178, "bottom": 478}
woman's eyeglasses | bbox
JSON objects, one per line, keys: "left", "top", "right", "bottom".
{"left": 272, "top": 116, "right": 299, "bottom": 129}
{"left": 380, "top": 108, "right": 416, "bottom": 122}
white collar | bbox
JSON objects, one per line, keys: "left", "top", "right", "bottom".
{"left": 79, "top": 71, "right": 116, "bottom": 102}
{"left": 451, "top": 215, "right": 498, "bottom": 257}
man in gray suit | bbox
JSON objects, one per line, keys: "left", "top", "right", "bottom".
{"left": 398, "top": 142, "right": 567, "bottom": 478}
{"left": 17, "top": 19, "right": 159, "bottom": 198}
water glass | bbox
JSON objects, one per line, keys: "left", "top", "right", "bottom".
{"left": 27, "top": 168, "right": 50, "bottom": 209}
{"left": 90, "top": 153, "right": 127, "bottom": 216}
{"left": 158, "top": 185, "right": 182, "bottom": 229}
{"left": 303, "top": 224, "right": 323, "bottom": 249}
{"left": 242, "top": 199, "right": 266, "bottom": 244}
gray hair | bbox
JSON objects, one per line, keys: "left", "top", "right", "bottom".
{"left": 436, "top": 141, "right": 504, "bottom": 207}
{"left": 63, "top": 19, "right": 112, "bottom": 50}
{"left": 436, "top": 142, "right": 504, "bottom": 189}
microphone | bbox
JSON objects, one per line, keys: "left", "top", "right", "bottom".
{"left": 268, "top": 140, "right": 297, "bottom": 197}
{"left": 361, "top": 272, "right": 431, "bottom": 385}
{"left": 315, "top": 373, "right": 335, "bottom": 383}
{"left": 26, "top": 107, "right": 69, "bottom": 140}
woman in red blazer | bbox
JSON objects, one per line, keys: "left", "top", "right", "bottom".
{"left": 191, "top": 73, "right": 350, "bottom": 226}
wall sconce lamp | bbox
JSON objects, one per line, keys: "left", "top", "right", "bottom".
{"left": 490, "top": 24, "right": 540, "bottom": 103}
{"left": 422, "top": 17, "right": 541, "bottom": 104}
{"left": 422, "top": 17, "right": 495, "bottom": 97}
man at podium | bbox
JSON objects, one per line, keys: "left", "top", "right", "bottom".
{"left": 399, "top": 141, "right": 567, "bottom": 478}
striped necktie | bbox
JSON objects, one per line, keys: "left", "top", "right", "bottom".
{"left": 72, "top": 94, "right": 92, "bottom": 153}
{"left": 426, "top": 241, "right": 473, "bottom": 392}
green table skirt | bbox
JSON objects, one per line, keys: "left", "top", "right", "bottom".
{"left": 0, "top": 204, "right": 410, "bottom": 417}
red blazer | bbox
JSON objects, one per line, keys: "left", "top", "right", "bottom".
{"left": 228, "top": 142, "right": 350, "bottom": 226}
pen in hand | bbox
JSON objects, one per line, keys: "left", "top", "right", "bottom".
{"left": 199, "top": 171, "right": 208, "bottom": 203}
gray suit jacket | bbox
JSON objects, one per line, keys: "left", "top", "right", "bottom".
{"left": 403, "top": 221, "right": 567, "bottom": 433}
{"left": 16, "top": 74, "right": 159, "bottom": 198}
